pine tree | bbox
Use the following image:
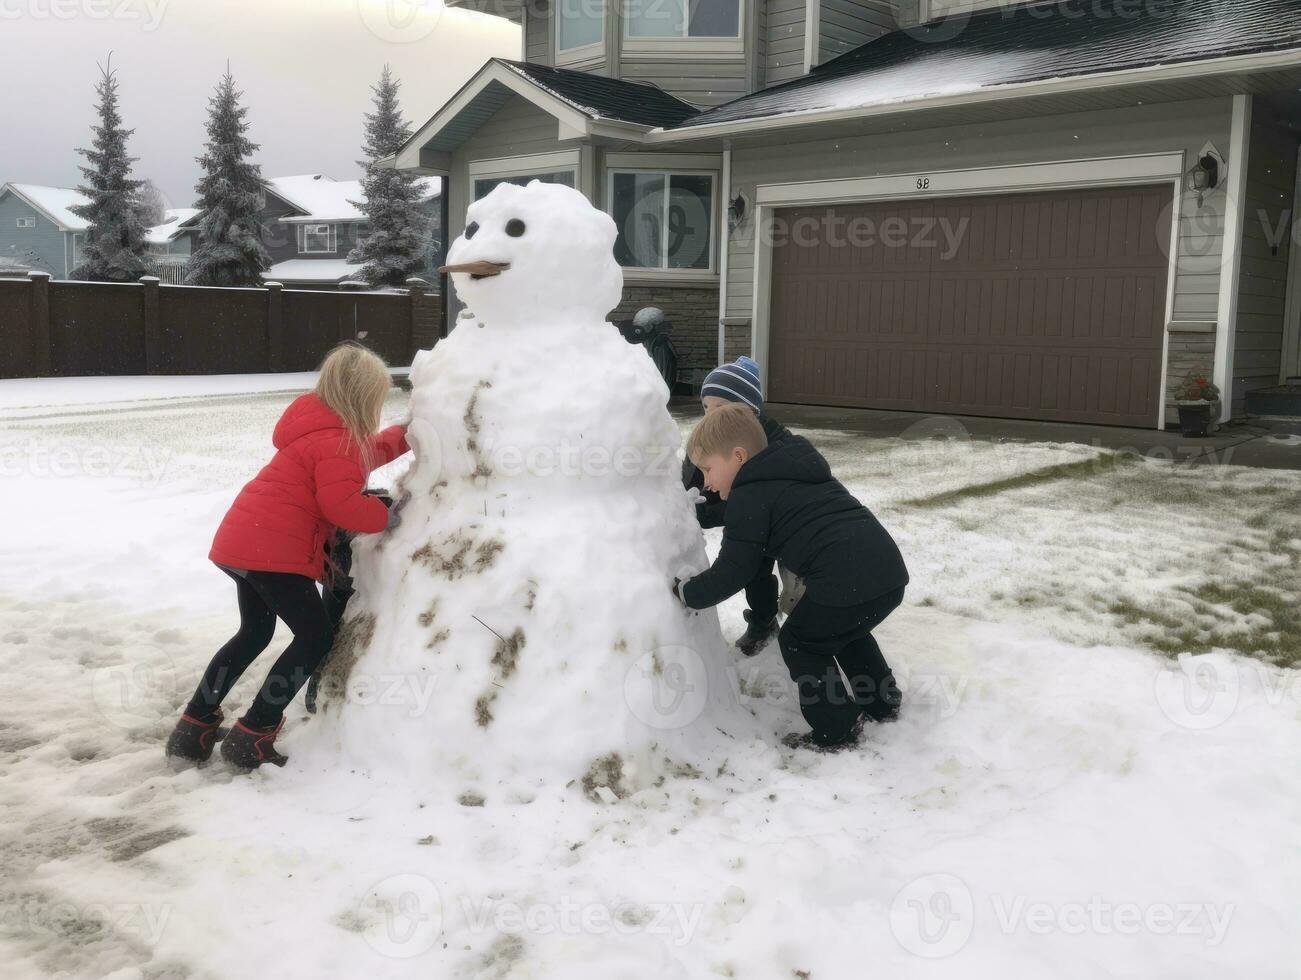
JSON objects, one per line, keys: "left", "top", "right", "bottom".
{"left": 187, "top": 68, "right": 271, "bottom": 287}
{"left": 348, "top": 66, "right": 430, "bottom": 288}
{"left": 70, "top": 57, "right": 148, "bottom": 283}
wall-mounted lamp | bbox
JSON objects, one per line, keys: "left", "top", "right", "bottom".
{"left": 1185, "top": 150, "right": 1223, "bottom": 207}
{"left": 727, "top": 193, "right": 748, "bottom": 234}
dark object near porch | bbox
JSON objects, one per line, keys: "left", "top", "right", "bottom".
{"left": 1244, "top": 379, "right": 1301, "bottom": 419}
{"left": 1176, "top": 403, "right": 1216, "bottom": 437}
{"left": 616, "top": 307, "right": 679, "bottom": 391}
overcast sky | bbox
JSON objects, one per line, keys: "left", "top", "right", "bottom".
{"left": 0, "top": 0, "right": 519, "bottom": 208}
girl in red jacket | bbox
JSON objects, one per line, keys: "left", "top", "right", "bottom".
{"left": 166, "top": 342, "right": 410, "bottom": 770}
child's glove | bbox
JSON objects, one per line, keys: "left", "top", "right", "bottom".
{"left": 684, "top": 487, "right": 705, "bottom": 507}
{"left": 670, "top": 577, "right": 690, "bottom": 605}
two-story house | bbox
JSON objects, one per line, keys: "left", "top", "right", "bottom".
{"left": 392, "top": 0, "right": 1301, "bottom": 428}
{"left": 260, "top": 173, "right": 443, "bottom": 289}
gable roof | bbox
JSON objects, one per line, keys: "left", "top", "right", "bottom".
{"left": 144, "top": 207, "right": 203, "bottom": 245}
{"left": 394, "top": 58, "right": 699, "bottom": 169}
{"left": 671, "top": 0, "right": 1301, "bottom": 133}
{"left": 3, "top": 183, "right": 90, "bottom": 231}
{"left": 265, "top": 173, "right": 441, "bottom": 223}
{"left": 501, "top": 60, "right": 700, "bottom": 128}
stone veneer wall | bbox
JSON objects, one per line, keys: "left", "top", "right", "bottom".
{"left": 611, "top": 283, "right": 721, "bottom": 390}
{"left": 1166, "top": 323, "right": 1217, "bottom": 416}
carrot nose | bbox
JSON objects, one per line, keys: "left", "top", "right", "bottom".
{"left": 439, "top": 261, "right": 511, "bottom": 276}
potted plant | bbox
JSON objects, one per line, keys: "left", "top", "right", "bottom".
{"left": 1173, "top": 374, "right": 1221, "bottom": 437}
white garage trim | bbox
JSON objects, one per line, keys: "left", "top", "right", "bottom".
{"left": 1213, "top": 94, "right": 1252, "bottom": 421}
{"left": 749, "top": 151, "right": 1187, "bottom": 429}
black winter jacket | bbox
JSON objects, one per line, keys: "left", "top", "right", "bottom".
{"left": 682, "top": 412, "right": 792, "bottom": 529}
{"left": 682, "top": 434, "right": 908, "bottom": 609}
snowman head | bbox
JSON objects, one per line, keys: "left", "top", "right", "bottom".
{"left": 441, "top": 181, "right": 623, "bottom": 328}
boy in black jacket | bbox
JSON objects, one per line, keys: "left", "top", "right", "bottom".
{"left": 681, "top": 356, "right": 792, "bottom": 656}
{"left": 673, "top": 404, "right": 909, "bottom": 749}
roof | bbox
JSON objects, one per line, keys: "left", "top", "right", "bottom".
{"left": 674, "top": 0, "right": 1301, "bottom": 131}
{"left": 394, "top": 59, "right": 700, "bottom": 167}
{"left": 265, "top": 173, "right": 441, "bottom": 223}
{"left": 499, "top": 60, "right": 700, "bottom": 128}
{"left": 3, "top": 183, "right": 90, "bottom": 231}
{"left": 144, "top": 208, "right": 203, "bottom": 245}
{"left": 262, "top": 258, "right": 364, "bottom": 283}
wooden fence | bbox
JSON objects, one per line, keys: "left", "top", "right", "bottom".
{"left": 0, "top": 272, "right": 441, "bottom": 380}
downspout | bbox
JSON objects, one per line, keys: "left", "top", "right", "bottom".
{"left": 718, "top": 147, "right": 732, "bottom": 365}
{"left": 1214, "top": 93, "right": 1252, "bottom": 422}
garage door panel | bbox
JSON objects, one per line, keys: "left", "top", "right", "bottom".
{"left": 768, "top": 182, "right": 1172, "bottom": 426}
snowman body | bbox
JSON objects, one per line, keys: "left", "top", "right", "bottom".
{"left": 303, "top": 182, "right": 755, "bottom": 801}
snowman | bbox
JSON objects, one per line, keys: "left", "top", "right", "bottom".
{"left": 300, "top": 181, "right": 757, "bottom": 803}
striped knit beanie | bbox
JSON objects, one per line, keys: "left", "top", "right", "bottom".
{"left": 701, "top": 356, "right": 763, "bottom": 412}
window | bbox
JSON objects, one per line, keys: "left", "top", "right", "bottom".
{"left": 16, "top": 216, "right": 35, "bottom": 229}
{"left": 473, "top": 171, "right": 576, "bottom": 201}
{"left": 609, "top": 170, "right": 714, "bottom": 272}
{"left": 71, "top": 233, "right": 85, "bottom": 266}
{"left": 625, "top": 0, "right": 739, "bottom": 38}
{"left": 355, "top": 223, "right": 371, "bottom": 249}
{"left": 299, "top": 224, "right": 335, "bottom": 254}
{"left": 557, "top": 0, "right": 603, "bottom": 52}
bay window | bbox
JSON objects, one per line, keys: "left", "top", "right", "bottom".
{"left": 624, "top": 0, "right": 740, "bottom": 39}
{"left": 557, "top": 0, "right": 604, "bottom": 54}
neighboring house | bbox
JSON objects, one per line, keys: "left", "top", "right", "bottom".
{"left": 0, "top": 182, "right": 202, "bottom": 280}
{"left": 394, "top": 0, "right": 1301, "bottom": 427}
{"left": 260, "top": 173, "right": 442, "bottom": 289}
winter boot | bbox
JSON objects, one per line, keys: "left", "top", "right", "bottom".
{"left": 782, "top": 715, "right": 865, "bottom": 753}
{"left": 164, "top": 708, "right": 229, "bottom": 764}
{"left": 735, "top": 610, "right": 779, "bottom": 657}
{"left": 221, "top": 718, "right": 288, "bottom": 770}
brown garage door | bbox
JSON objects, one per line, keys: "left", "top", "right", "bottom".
{"left": 767, "top": 185, "right": 1173, "bottom": 426}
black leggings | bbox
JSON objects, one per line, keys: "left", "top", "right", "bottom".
{"left": 185, "top": 568, "right": 335, "bottom": 728}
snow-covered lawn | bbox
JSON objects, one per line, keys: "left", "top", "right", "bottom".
{"left": 1, "top": 385, "right": 1297, "bottom": 979}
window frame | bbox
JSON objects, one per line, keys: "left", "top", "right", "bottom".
{"left": 605, "top": 166, "right": 718, "bottom": 276}
{"left": 16, "top": 216, "right": 35, "bottom": 229}
{"left": 468, "top": 151, "right": 583, "bottom": 204}
{"left": 554, "top": 0, "right": 606, "bottom": 64}
{"left": 299, "top": 223, "right": 336, "bottom": 254}
{"left": 622, "top": 0, "right": 745, "bottom": 58}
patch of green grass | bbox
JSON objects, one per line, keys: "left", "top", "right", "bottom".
{"left": 903, "top": 453, "right": 1129, "bottom": 509}
{"left": 1108, "top": 582, "right": 1301, "bottom": 668}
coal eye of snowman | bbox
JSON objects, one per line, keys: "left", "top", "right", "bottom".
{"left": 465, "top": 221, "right": 479, "bottom": 239}
{"left": 505, "top": 218, "right": 526, "bottom": 238}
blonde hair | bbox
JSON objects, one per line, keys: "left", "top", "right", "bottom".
{"left": 315, "top": 342, "right": 391, "bottom": 471}
{"left": 687, "top": 402, "right": 768, "bottom": 463}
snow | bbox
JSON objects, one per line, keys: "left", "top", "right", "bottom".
{"left": 266, "top": 174, "right": 442, "bottom": 223}
{"left": 262, "top": 258, "right": 365, "bottom": 283}
{"left": 0, "top": 374, "right": 1298, "bottom": 978}
{"left": 0, "top": 372, "right": 326, "bottom": 412}
{"left": 143, "top": 208, "right": 202, "bottom": 245}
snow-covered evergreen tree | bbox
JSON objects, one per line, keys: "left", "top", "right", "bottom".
{"left": 70, "top": 58, "right": 148, "bottom": 283}
{"left": 348, "top": 66, "right": 430, "bottom": 288}
{"left": 187, "top": 69, "right": 270, "bottom": 287}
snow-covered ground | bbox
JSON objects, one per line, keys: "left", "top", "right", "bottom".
{"left": 1, "top": 381, "right": 1297, "bottom": 979}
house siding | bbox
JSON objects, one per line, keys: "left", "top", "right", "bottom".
{"left": 818, "top": 0, "right": 898, "bottom": 64}
{"left": 619, "top": 58, "right": 750, "bottom": 109}
{"left": 765, "top": 0, "right": 807, "bottom": 85}
{"left": 1232, "top": 99, "right": 1299, "bottom": 409}
{"left": 725, "top": 97, "right": 1236, "bottom": 417}
{"left": 0, "top": 192, "right": 70, "bottom": 277}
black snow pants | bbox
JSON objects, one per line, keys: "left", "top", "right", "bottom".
{"left": 778, "top": 586, "right": 905, "bottom": 745}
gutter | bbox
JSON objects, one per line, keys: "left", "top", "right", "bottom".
{"left": 645, "top": 46, "right": 1301, "bottom": 143}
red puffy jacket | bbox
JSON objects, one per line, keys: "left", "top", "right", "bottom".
{"left": 210, "top": 392, "right": 410, "bottom": 580}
